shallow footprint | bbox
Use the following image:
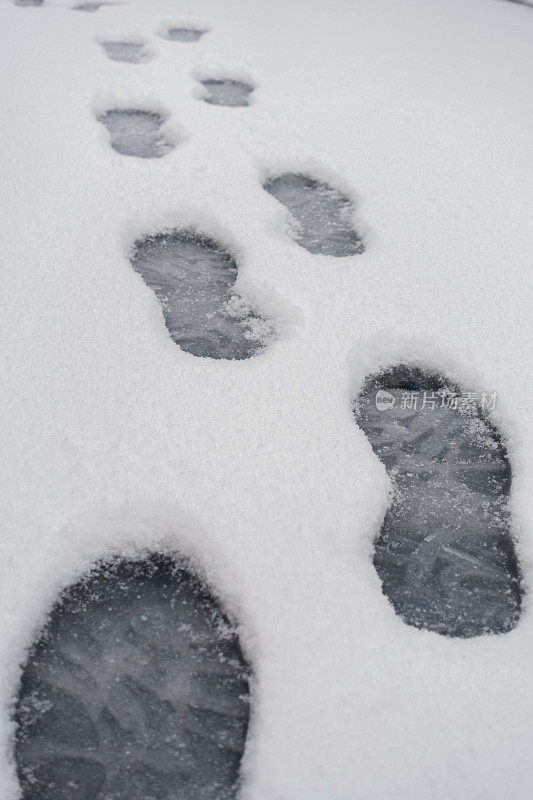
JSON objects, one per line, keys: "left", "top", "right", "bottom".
{"left": 14, "top": 0, "right": 43, "bottom": 6}
{"left": 101, "top": 40, "right": 150, "bottom": 64}
{"left": 161, "top": 26, "right": 207, "bottom": 42}
{"left": 200, "top": 79, "right": 253, "bottom": 107}
{"left": 74, "top": 2, "right": 110, "bottom": 11}
{"left": 264, "top": 173, "right": 363, "bottom": 256}
{"left": 15, "top": 555, "right": 250, "bottom": 800}
{"left": 131, "top": 230, "right": 269, "bottom": 359}
{"left": 355, "top": 365, "right": 521, "bottom": 638}
{"left": 97, "top": 109, "right": 173, "bottom": 158}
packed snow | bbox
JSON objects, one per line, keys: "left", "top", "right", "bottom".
{"left": 1, "top": 0, "right": 533, "bottom": 798}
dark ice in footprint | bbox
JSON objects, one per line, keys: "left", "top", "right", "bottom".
{"left": 97, "top": 109, "right": 173, "bottom": 158}
{"left": 355, "top": 366, "right": 521, "bottom": 638}
{"left": 264, "top": 173, "right": 363, "bottom": 256}
{"left": 15, "top": 556, "right": 250, "bottom": 800}
{"left": 101, "top": 41, "right": 148, "bottom": 64}
{"left": 165, "top": 27, "right": 206, "bottom": 42}
{"left": 200, "top": 79, "right": 253, "bottom": 107}
{"left": 131, "top": 231, "right": 267, "bottom": 359}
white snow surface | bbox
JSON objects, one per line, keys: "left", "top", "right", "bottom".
{"left": 1, "top": 0, "right": 533, "bottom": 797}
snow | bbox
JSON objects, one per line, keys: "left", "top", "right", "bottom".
{"left": 0, "top": 0, "right": 532, "bottom": 798}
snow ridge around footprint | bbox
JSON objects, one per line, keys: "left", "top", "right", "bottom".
{"left": 130, "top": 230, "right": 271, "bottom": 360}
{"left": 355, "top": 365, "right": 521, "bottom": 638}
{"left": 264, "top": 172, "right": 364, "bottom": 256}
{"left": 15, "top": 556, "right": 251, "bottom": 800}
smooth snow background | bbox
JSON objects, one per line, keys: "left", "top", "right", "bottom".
{"left": 1, "top": 0, "right": 532, "bottom": 798}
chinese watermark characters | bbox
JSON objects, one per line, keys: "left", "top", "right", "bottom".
{"left": 375, "top": 389, "right": 497, "bottom": 413}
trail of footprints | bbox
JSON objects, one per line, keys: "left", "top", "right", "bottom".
{"left": 12, "top": 3, "right": 524, "bottom": 798}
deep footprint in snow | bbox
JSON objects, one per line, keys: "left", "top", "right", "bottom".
{"left": 200, "top": 79, "right": 254, "bottom": 107}
{"left": 131, "top": 231, "right": 269, "bottom": 359}
{"left": 162, "top": 27, "right": 207, "bottom": 42}
{"left": 97, "top": 109, "right": 173, "bottom": 158}
{"left": 15, "top": 556, "right": 250, "bottom": 800}
{"left": 101, "top": 41, "right": 150, "bottom": 64}
{"left": 264, "top": 173, "right": 364, "bottom": 256}
{"left": 355, "top": 366, "right": 521, "bottom": 638}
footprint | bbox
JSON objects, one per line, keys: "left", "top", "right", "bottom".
{"left": 100, "top": 40, "right": 151, "bottom": 64}
{"left": 131, "top": 230, "right": 270, "bottom": 360}
{"left": 160, "top": 26, "right": 207, "bottom": 42}
{"left": 14, "top": 0, "right": 43, "bottom": 6}
{"left": 264, "top": 173, "right": 364, "bottom": 256}
{"left": 199, "top": 79, "right": 254, "bottom": 107}
{"left": 355, "top": 365, "right": 522, "bottom": 638}
{"left": 73, "top": 2, "right": 111, "bottom": 11}
{"left": 97, "top": 109, "right": 173, "bottom": 158}
{"left": 15, "top": 555, "right": 250, "bottom": 800}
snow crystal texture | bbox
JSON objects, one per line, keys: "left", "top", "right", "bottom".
{"left": 264, "top": 173, "right": 363, "bottom": 256}
{"left": 356, "top": 367, "right": 521, "bottom": 638}
{"left": 15, "top": 557, "right": 250, "bottom": 800}
{"left": 131, "top": 230, "right": 267, "bottom": 359}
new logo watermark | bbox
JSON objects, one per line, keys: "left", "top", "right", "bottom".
{"left": 375, "top": 390, "right": 396, "bottom": 411}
